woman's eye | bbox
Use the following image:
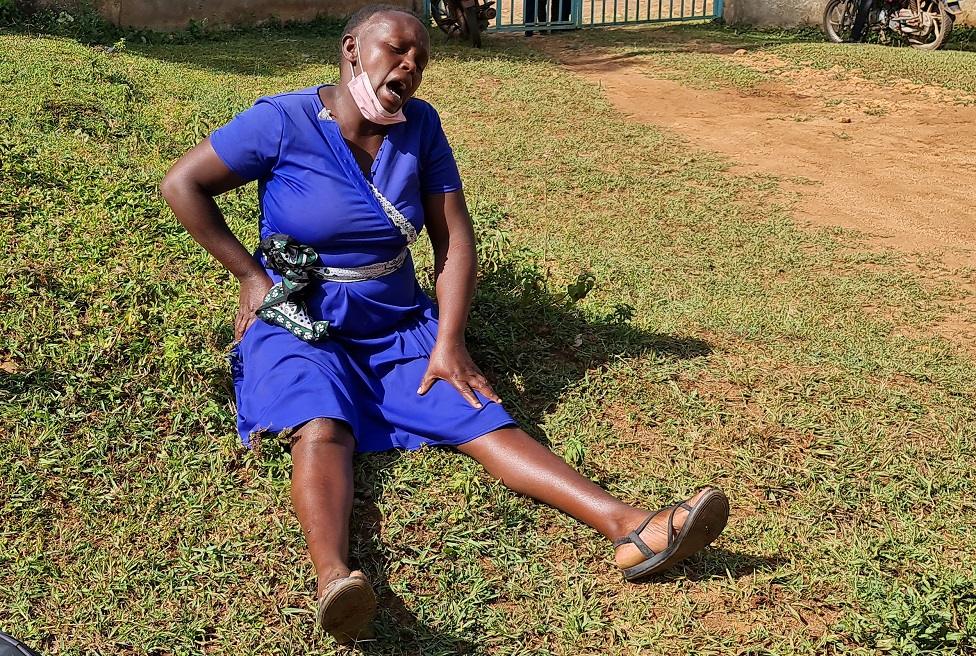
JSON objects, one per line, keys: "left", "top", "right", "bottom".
{"left": 390, "top": 44, "right": 406, "bottom": 54}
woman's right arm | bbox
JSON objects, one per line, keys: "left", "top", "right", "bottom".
{"left": 160, "top": 138, "right": 272, "bottom": 340}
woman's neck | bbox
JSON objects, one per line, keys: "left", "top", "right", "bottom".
{"left": 320, "top": 84, "right": 388, "bottom": 139}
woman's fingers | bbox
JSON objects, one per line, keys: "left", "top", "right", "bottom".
{"left": 417, "top": 371, "right": 436, "bottom": 396}
{"left": 239, "top": 315, "right": 255, "bottom": 339}
{"left": 451, "top": 379, "right": 483, "bottom": 409}
{"left": 418, "top": 371, "right": 486, "bottom": 409}
{"left": 234, "top": 308, "right": 256, "bottom": 341}
{"left": 470, "top": 376, "right": 502, "bottom": 404}
{"left": 418, "top": 365, "right": 501, "bottom": 409}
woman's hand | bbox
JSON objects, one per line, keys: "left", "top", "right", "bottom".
{"left": 418, "top": 342, "right": 502, "bottom": 409}
{"left": 235, "top": 273, "right": 274, "bottom": 341}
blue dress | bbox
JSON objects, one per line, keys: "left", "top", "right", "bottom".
{"left": 211, "top": 86, "right": 515, "bottom": 452}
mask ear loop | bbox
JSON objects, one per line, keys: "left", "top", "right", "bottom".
{"left": 344, "top": 35, "right": 358, "bottom": 81}
{"left": 351, "top": 37, "right": 363, "bottom": 79}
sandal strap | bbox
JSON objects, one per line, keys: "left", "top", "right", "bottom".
{"left": 614, "top": 528, "right": 657, "bottom": 559}
{"left": 612, "top": 499, "right": 696, "bottom": 555}
{"left": 666, "top": 502, "right": 693, "bottom": 547}
{"left": 611, "top": 508, "right": 666, "bottom": 557}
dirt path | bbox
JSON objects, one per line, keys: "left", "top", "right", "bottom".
{"left": 533, "top": 37, "right": 976, "bottom": 269}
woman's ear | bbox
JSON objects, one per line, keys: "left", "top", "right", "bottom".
{"left": 340, "top": 34, "right": 357, "bottom": 67}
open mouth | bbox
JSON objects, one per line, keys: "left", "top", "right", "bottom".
{"left": 385, "top": 79, "right": 407, "bottom": 102}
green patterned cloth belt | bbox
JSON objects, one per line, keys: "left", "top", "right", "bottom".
{"left": 256, "top": 233, "right": 408, "bottom": 342}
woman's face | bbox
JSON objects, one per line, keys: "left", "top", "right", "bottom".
{"left": 344, "top": 12, "right": 430, "bottom": 113}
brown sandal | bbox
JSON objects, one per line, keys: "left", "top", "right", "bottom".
{"left": 316, "top": 570, "right": 377, "bottom": 643}
{"left": 613, "top": 487, "right": 730, "bottom": 582}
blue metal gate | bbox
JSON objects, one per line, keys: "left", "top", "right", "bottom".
{"left": 427, "top": 0, "right": 723, "bottom": 34}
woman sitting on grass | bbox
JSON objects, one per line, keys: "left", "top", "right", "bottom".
{"left": 161, "top": 4, "right": 730, "bottom": 642}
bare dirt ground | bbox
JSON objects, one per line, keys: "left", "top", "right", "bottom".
{"left": 531, "top": 36, "right": 976, "bottom": 270}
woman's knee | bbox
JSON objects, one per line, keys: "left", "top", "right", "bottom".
{"left": 291, "top": 418, "right": 355, "bottom": 450}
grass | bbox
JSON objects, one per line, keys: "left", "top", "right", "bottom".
{"left": 553, "top": 22, "right": 976, "bottom": 96}
{"left": 2, "top": 13, "right": 976, "bottom": 656}
{"left": 767, "top": 38, "right": 976, "bottom": 96}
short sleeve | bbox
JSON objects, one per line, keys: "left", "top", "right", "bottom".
{"left": 209, "top": 99, "right": 283, "bottom": 181}
{"left": 420, "top": 107, "right": 462, "bottom": 195}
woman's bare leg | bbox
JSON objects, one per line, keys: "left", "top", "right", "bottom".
{"left": 456, "top": 427, "right": 709, "bottom": 568}
{"left": 289, "top": 418, "right": 357, "bottom": 597}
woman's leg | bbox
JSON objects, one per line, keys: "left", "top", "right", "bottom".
{"left": 456, "top": 427, "right": 709, "bottom": 568}
{"left": 289, "top": 418, "right": 357, "bottom": 597}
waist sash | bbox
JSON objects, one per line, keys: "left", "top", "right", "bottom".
{"left": 255, "top": 233, "right": 408, "bottom": 342}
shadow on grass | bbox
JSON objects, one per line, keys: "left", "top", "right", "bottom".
{"left": 466, "top": 251, "right": 711, "bottom": 444}
{"left": 347, "top": 483, "right": 480, "bottom": 654}
{"left": 656, "top": 547, "right": 786, "bottom": 583}
{"left": 0, "top": 366, "right": 63, "bottom": 397}
{"left": 125, "top": 36, "right": 345, "bottom": 77}
{"left": 1, "top": 10, "right": 541, "bottom": 77}
{"left": 119, "top": 26, "right": 545, "bottom": 77}
{"left": 126, "top": 21, "right": 921, "bottom": 92}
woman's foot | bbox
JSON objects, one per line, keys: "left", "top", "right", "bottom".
{"left": 613, "top": 487, "right": 729, "bottom": 575}
{"left": 316, "top": 569, "right": 376, "bottom": 643}
{"left": 316, "top": 565, "right": 352, "bottom": 599}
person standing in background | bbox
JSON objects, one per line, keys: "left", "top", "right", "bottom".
{"left": 524, "top": 0, "right": 573, "bottom": 36}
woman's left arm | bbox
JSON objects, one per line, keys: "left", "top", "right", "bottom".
{"left": 418, "top": 190, "right": 502, "bottom": 408}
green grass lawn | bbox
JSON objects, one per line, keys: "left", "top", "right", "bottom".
{"left": 557, "top": 23, "right": 976, "bottom": 96}
{"left": 1, "top": 16, "right": 975, "bottom": 656}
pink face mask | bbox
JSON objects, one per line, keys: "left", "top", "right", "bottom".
{"left": 348, "top": 38, "right": 407, "bottom": 125}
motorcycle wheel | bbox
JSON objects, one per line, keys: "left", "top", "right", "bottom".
{"left": 908, "top": 2, "right": 953, "bottom": 50}
{"left": 823, "top": 0, "right": 858, "bottom": 43}
{"left": 1, "top": 631, "right": 41, "bottom": 656}
{"left": 462, "top": 4, "right": 482, "bottom": 48}
{"left": 431, "top": 0, "right": 464, "bottom": 39}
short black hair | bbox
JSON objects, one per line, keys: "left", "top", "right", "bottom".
{"left": 343, "top": 3, "right": 422, "bottom": 36}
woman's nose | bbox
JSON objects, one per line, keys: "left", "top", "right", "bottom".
{"left": 400, "top": 55, "right": 417, "bottom": 73}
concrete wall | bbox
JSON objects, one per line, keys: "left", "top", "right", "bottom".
{"left": 724, "top": 0, "right": 975, "bottom": 28}
{"left": 39, "top": 0, "right": 420, "bottom": 30}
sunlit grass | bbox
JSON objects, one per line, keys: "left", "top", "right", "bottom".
{"left": 1, "top": 18, "right": 975, "bottom": 656}
{"left": 553, "top": 21, "right": 976, "bottom": 95}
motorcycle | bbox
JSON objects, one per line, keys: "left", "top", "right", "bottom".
{"left": 823, "top": 0, "right": 962, "bottom": 50}
{"left": 430, "top": 0, "right": 497, "bottom": 48}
